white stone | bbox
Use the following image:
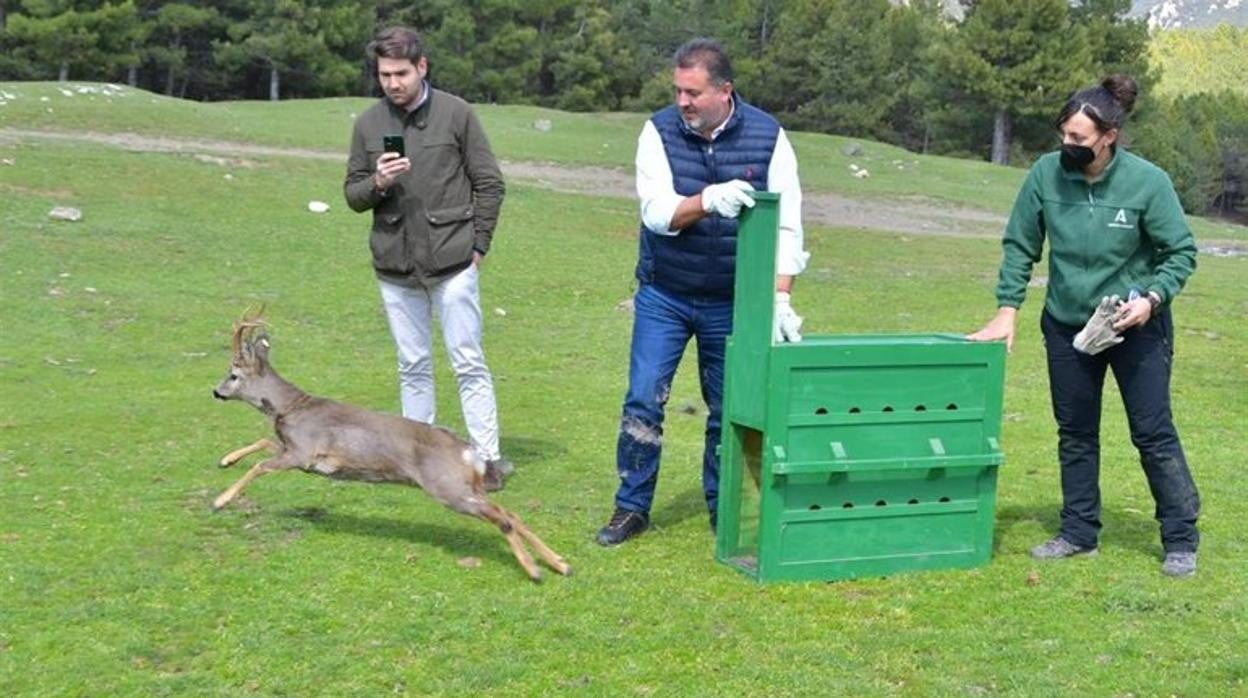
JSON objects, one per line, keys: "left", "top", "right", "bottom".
{"left": 49, "top": 206, "right": 83, "bottom": 222}
{"left": 307, "top": 200, "right": 330, "bottom": 214}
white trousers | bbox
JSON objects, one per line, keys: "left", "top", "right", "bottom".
{"left": 378, "top": 265, "right": 501, "bottom": 461}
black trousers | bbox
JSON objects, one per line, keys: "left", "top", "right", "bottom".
{"left": 1041, "top": 309, "right": 1200, "bottom": 553}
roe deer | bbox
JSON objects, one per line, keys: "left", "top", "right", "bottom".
{"left": 210, "top": 316, "right": 571, "bottom": 582}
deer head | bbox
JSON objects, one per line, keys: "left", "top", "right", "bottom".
{"left": 212, "top": 314, "right": 272, "bottom": 407}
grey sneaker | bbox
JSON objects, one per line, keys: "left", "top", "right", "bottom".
{"left": 482, "top": 458, "right": 514, "bottom": 492}
{"left": 493, "top": 457, "right": 515, "bottom": 476}
{"left": 1162, "top": 552, "right": 1197, "bottom": 577}
{"left": 1030, "top": 536, "right": 1099, "bottom": 560}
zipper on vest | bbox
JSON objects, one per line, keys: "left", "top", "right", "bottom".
{"left": 705, "top": 143, "right": 719, "bottom": 235}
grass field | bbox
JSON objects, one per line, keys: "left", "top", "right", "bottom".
{"left": 1, "top": 83, "right": 1246, "bottom": 695}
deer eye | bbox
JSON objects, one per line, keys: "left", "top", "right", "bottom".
{"left": 229, "top": 373, "right": 239, "bottom": 381}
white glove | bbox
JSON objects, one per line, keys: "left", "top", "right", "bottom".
{"left": 701, "top": 179, "right": 756, "bottom": 218}
{"left": 774, "top": 292, "right": 803, "bottom": 343}
{"left": 1073, "top": 295, "right": 1124, "bottom": 355}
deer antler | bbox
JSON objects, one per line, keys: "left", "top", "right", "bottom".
{"left": 231, "top": 305, "right": 268, "bottom": 358}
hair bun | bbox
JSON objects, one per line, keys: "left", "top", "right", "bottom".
{"left": 1102, "top": 74, "right": 1139, "bottom": 115}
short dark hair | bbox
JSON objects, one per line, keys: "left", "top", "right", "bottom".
{"left": 673, "top": 38, "right": 734, "bottom": 86}
{"left": 1056, "top": 74, "right": 1139, "bottom": 133}
{"left": 367, "top": 26, "right": 424, "bottom": 64}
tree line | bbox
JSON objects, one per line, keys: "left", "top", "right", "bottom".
{"left": 1, "top": 0, "right": 1243, "bottom": 219}
{"left": 1152, "top": 23, "right": 1248, "bottom": 97}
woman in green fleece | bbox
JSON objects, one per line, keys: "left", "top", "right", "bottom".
{"left": 969, "top": 75, "right": 1201, "bottom": 577}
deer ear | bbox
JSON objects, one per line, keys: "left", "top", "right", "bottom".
{"left": 253, "top": 333, "right": 271, "bottom": 361}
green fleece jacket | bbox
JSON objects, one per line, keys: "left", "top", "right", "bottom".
{"left": 995, "top": 148, "right": 1197, "bottom": 326}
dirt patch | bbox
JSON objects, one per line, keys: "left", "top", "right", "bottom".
{"left": 0, "top": 128, "right": 339, "bottom": 161}
{"left": 3, "top": 127, "right": 1006, "bottom": 236}
{"left": 1198, "top": 242, "right": 1248, "bottom": 258}
{"left": 0, "top": 182, "right": 75, "bottom": 198}
{"left": 500, "top": 159, "right": 1006, "bottom": 237}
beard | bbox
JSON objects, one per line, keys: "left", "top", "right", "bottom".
{"left": 388, "top": 89, "right": 414, "bottom": 107}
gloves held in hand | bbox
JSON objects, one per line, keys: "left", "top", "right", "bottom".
{"left": 1073, "top": 295, "right": 1125, "bottom": 355}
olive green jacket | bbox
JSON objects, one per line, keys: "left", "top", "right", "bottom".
{"left": 344, "top": 86, "right": 505, "bottom": 288}
{"left": 996, "top": 149, "right": 1197, "bottom": 326}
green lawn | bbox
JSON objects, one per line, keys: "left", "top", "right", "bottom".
{"left": 1, "top": 85, "right": 1246, "bottom": 695}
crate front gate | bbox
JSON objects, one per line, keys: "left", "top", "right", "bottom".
{"left": 714, "top": 194, "right": 1007, "bottom": 582}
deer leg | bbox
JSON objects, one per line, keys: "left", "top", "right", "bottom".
{"left": 502, "top": 526, "right": 542, "bottom": 582}
{"left": 212, "top": 454, "right": 295, "bottom": 511}
{"left": 472, "top": 501, "right": 542, "bottom": 582}
{"left": 219, "top": 437, "right": 278, "bottom": 468}
{"left": 508, "top": 512, "right": 573, "bottom": 576}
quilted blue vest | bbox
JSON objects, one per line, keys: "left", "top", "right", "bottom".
{"left": 636, "top": 96, "right": 780, "bottom": 300}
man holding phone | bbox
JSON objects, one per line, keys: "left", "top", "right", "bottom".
{"left": 344, "top": 25, "right": 512, "bottom": 490}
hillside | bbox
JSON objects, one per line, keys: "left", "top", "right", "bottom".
{"left": 1133, "top": 0, "right": 1248, "bottom": 29}
{"left": 1150, "top": 24, "right": 1248, "bottom": 95}
{"left": 900, "top": 1, "right": 1248, "bottom": 28}
{"left": 1, "top": 81, "right": 1243, "bottom": 244}
{"left": 0, "top": 81, "right": 1021, "bottom": 227}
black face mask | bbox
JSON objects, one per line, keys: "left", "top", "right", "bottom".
{"left": 1060, "top": 142, "right": 1098, "bottom": 171}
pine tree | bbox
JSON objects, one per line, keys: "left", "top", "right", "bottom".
{"left": 755, "top": 0, "right": 898, "bottom": 139}
{"left": 929, "top": 0, "right": 1091, "bottom": 165}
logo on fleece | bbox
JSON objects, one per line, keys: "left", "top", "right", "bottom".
{"left": 1108, "top": 208, "right": 1135, "bottom": 230}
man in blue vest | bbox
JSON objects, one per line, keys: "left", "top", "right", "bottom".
{"left": 597, "top": 38, "right": 809, "bottom": 546}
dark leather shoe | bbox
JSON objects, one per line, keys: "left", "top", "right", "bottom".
{"left": 596, "top": 509, "right": 649, "bottom": 546}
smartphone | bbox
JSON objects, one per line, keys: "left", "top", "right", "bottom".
{"left": 382, "top": 134, "right": 405, "bottom": 158}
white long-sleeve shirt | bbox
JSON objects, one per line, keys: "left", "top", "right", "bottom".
{"left": 634, "top": 119, "right": 810, "bottom": 277}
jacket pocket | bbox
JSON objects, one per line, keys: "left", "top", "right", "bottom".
{"left": 369, "top": 210, "right": 413, "bottom": 274}
{"left": 425, "top": 203, "right": 475, "bottom": 272}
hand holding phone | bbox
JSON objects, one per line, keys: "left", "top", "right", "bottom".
{"left": 375, "top": 135, "right": 410, "bottom": 191}
{"left": 383, "top": 134, "right": 405, "bottom": 158}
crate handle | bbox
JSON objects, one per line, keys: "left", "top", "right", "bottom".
{"left": 829, "top": 441, "right": 847, "bottom": 459}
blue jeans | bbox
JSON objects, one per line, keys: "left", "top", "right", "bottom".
{"left": 1041, "top": 309, "right": 1200, "bottom": 553}
{"left": 614, "top": 284, "right": 733, "bottom": 515}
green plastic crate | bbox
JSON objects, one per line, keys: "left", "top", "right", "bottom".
{"left": 714, "top": 194, "right": 1007, "bottom": 582}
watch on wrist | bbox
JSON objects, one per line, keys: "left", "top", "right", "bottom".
{"left": 1146, "top": 291, "right": 1162, "bottom": 310}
